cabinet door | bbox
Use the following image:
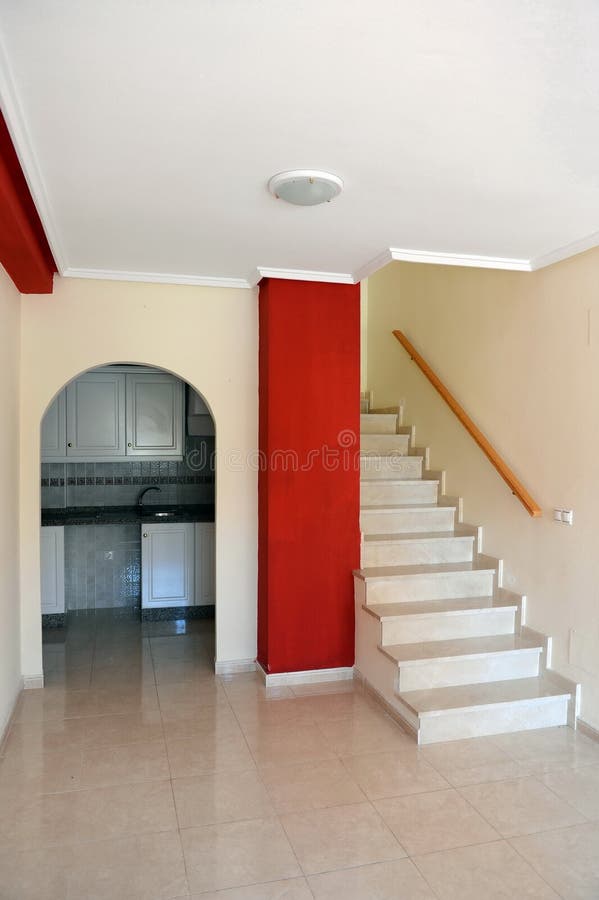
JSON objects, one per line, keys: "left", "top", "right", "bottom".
{"left": 195, "top": 523, "right": 215, "bottom": 606}
{"left": 126, "top": 373, "right": 183, "bottom": 457}
{"left": 40, "top": 527, "right": 65, "bottom": 614}
{"left": 66, "top": 372, "right": 126, "bottom": 457}
{"left": 141, "top": 522, "right": 194, "bottom": 608}
{"left": 41, "top": 391, "right": 66, "bottom": 459}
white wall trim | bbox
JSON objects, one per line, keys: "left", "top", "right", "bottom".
{"left": 577, "top": 717, "right": 599, "bottom": 743}
{"left": 0, "top": 675, "right": 23, "bottom": 751}
{"left": 23, "top": 673, "right": 44, "bottom": 690}
{"left": 257, "top": 663, "right": 355, "bottom": 687}
{"left": 388, "top": 247, "right": 532, "bottom": 272}
{"left": 255, "top": 266, "right": 356, "bottom": 285}
{"left": 62, "top": 267, "right": 254, "bottom": 290}
{"left": 215, "top": 658, "right": 257, "bottom": 676}
{"left": 352, "top": 249, "right": 394, "bottom": 284}
{"left": 0, "top": 28, "right": 67, "bottom": 272}
{"left": 529, "top": 230, "right": 599, "bottom": 271}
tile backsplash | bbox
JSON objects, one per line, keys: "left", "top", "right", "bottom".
{"left": 41, "top": 436, "right": 215, "bottom": 509}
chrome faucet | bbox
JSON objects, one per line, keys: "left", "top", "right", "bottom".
{"left": 137, "top": 485, "right": 162, "bottom": 507}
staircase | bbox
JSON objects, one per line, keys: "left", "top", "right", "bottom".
{"left": 355, "top": 406, "right": 579, "bottom": 745}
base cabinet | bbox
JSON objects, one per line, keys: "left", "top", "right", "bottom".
{"left": 40, "top": 526, "right": 65, "bottom": 614}
{"left": 141, "top": 522, "right": 195, "bottom": 608}
{"left": 195, "top": 523, "right": 215, "bottom": 606}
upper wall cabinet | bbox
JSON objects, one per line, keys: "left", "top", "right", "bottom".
{"left": 126, "top": 373, "right": 183, "bottom": 457}
{"left": 41, "top": 368, "right": 185, "bottom": 462}
{"left": 41, "top": 390, "right": 66, "bottom": 458}
{"left": 66, "top": 372, "right": 126, "bottom": 457}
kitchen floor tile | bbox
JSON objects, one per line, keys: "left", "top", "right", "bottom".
{"left": 172, "top": 769, "right": 274, "bottom": 827}
{"left": 308, "top": 858, "right": 436, "bottom": 899}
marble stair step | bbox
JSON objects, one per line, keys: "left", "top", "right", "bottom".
{"left": 360, "top": 413, "right": 398, "bottom": 434}
{"left": 355, "top": 561, "right": 495, "bottom": 604}
{"left": 360, "top": 455, "right": 423, "bottom": 480}
{"left": 361, "top": 479, "right": 439, "bottom": 506}
{"left": 397, "top": 676, "right": 571, "bottom": 744}
{"left": 382, "top": 634, "right": 542, "bottom": 690}
{"left": 362, "top": 530, "right": 474, "bottom": 566}
{"left": 365, "top": 596, "right": 517, "bottom": 642}
{"left": 360, "top": 433, "right": 410, "bottom": 455}
{"left": 360, "top": 503, "right": 456, "bottom": 534}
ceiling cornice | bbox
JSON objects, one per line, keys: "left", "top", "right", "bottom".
{"left": 62, "top": 267, "right": 253, "bottom": 290}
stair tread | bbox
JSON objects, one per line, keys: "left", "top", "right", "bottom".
{"left": 398, "top": 676, "right": 570, "bottom": 716}
{"left": 357, "top": 561, "right": 496, "bottom": 580}
{"left": 363, "top": 531, "right": 473, "bottom": 544}
{"left": 366, "top": 597, "right": 515, "bottom": 619}
{"left": 383, "top": 633, "right": 541, "bottom": 664}
{"left": 361, "top": 503, "right": 453, "bottom": 511}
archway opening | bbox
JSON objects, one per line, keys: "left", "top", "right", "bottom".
{"left": 39, "top": 361, "right": 216, "bottom": 685}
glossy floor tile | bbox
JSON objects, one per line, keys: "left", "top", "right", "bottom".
{"left": 0, "top": 611, "right": 595, "bottom": 898}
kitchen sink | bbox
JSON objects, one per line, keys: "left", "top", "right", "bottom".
{"left": 153, "top": 511, "right": 175, "bottom": 517}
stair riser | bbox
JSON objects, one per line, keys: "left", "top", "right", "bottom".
{"left": 360, "top": 457, "right": 422, "bottom": 480}
{"left": 361, "top": 434, "right": 410, "bottom": 455}
{"left": 397, "top": 649, "right": 542, "bottom": 692}
{"left": 363, "top": 571, "right": 495, "bottom": 605}
{"left": 415, "top": 696, "right": 569, "bottom": 744}
{"left": 380, "top": 608, "right": 516, "bottom": 644}
{"left": 362, "top": 537, "right": 473, "bottom": 567}
{"left": 360, "top": 507, "right": 455, "bottom": 534}
{"left": 361, "top": 481, "right": 438, "bottom": 506}
{"left": 360, "top": 414, "right": 398, "bottom": 434}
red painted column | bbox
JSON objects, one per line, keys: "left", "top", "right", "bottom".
{"left": 258, "top": 278, "right": 361, "bottom": 674}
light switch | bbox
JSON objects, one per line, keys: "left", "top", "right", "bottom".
{"left": 562, "top": 509, "right": 574, "bottom": 526}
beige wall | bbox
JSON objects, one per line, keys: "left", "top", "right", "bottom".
{"left": 20, "top": 276, "right": 258, "bottom": 680}
{"left": 367, "top": 251, "right": 599, "bottom": 730}
{"left": 0, "top": 265, "right": 22, "bottom": 736}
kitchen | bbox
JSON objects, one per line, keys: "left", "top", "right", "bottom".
{"left": 39, "top": 364, "right": 215, "bottom": 650}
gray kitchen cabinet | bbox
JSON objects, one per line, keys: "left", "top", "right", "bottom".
{"left": 40, "top": 391, "right": 66, "bottom": 458}
{"left": 195, "top": 522, "right": 215, "bottom": 606}
{"left": 66, "top": 371, "right": 126, "bottom": 458}
{"left": 126, "top": 372, "right": 183, "bottom": 457}
{"left": 40, "top": 526, "right": 65, "bottom": 615}
{"left": 141, "top": 522, "right": 195, "bottom": 608}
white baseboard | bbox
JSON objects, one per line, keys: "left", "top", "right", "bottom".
{"left": 0, "top": 676, "right": 24, "bottom": 751}
{"left": 215, "top": 658, "right": 257, "bottom": 676}
{"left": 23, "top": 674, "right": 44, "bottom": 689}
{"left": 257, "top": 664, "right": 355, "bottom": 687}
{"left": 577, "top": 717, "right": 599, "bottom": 743}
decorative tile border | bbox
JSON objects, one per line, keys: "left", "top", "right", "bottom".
{"left": 42, "top": 474, "right": 214, "bottom": 487}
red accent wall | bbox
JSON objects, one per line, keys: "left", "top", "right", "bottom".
{"left": 258, "top": 278, "right": 361, "bottom": 674}
{"left": 0, "top": 111, "right": 56, "bottom": 293}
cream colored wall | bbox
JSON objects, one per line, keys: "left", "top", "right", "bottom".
{"left": 0, "top": 265, "right": 22, "bottom": 736}
{"left": 20, "top": 276, "right": 258, "bottom": 680}
{"left": 367, "top": 252, "right": 599, "bottom": 729}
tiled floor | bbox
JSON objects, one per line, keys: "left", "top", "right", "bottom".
{"left": 1, "top": 612, "right": 599, "bottom": 898}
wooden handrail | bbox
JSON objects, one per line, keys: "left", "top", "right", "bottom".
{"left": 393, "top": 330, "right": 542, "bottom": 518}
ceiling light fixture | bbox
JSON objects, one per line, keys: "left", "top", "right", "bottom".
{"left": 268, "top": 170, "right": 343, "bottom": 206}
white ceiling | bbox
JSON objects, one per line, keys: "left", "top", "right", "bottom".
{"left": 1, "top": 0, "right": 599, "bottom": 287}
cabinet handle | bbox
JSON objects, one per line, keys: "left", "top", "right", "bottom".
{"left": 143, "top": 533, "right": 148, "bottom": 538}
{"left": 128, "top": 442, "right": 132, "bottom": 447}
{"left": 67, "top": 442, "right": 72, "bottom": 448}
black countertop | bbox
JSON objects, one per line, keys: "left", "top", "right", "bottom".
{"left": 41, "top": 504, "right": 215, "bottom": 526}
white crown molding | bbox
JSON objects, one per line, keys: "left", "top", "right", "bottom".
{"left": 529, "top": 230, "right": 599, "bottom": 271}
{"left": 388, "top": 247, "right": 532, "bottom": 272}
{"left": 0, "top": 27, "right": 67, "bottom": 272}
{"left": 256, "top": 266, "right": 356, "bottom": 284}
{"left": 352, "top": 249, "right": 393, "bottom": 283}
{"left": 62, "top": 267, "right": 254, "bottom": 290}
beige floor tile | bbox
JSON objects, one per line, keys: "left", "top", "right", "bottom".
{"left": 317, "top": 714, "right": 415, "bottom": 756}
{"left": 460, "top": 776, "right": 586, "bottom": 837}
{"left": 92, "top": 684, "right": 160, "bottom": 716}
{"left": 159, "top": 697, "right": 233, "bottom": 727}
{"left": 157, "top": 680, "right": 227, "bottom": 707}
{"left": 232, "top": 698, "right": 316, "bottom": 730}
{"left": 81, "top": 709, "right": 165, "bottom": 748}
{"left": 290, "top": 691, "right": 377, "bottom": 723}
{"left": 166, "top": 730, "right": 255, "bottom": 778}
{"left": 91, "top": 661, "right": 157, "bottom": 688}
{"left": 375, "top": 788, "right": 500, "bottom": 855}
{"left": 13, "top": 687, "right": 101, "bottom": 722}
{"left": 413, "top": 839, "right": 560, "bottom": 899}
{"left": 0, "top": 831, "right": 188, "bottom": 900}
{"left": 79, "top": 739, "right": 171, "bottom": 789}
{"left": 289, "top": 679, "right": 360, "bottom": 697}
{"left": 260, "top": 758, "right": 366, "bottom": 814}
{"left": 308, "top": 858, "right": 436, "bottom": 899}
{"left": 161, "top": 705, "right": 241, "bottom": 741}
{"left": 1, "top": 717, "right": 89, "bottom": 758}
{"left": 492, "top": 726, "right": 599, "bottom": 772}
{"left": 280, "top": 801, "right": 406, "bottom": 874}
{"left": 0, "top": 778, "right": 178, "bottom": 851}
{"left": 341, "top": 750, "right": 448, "bottom": 799}
{"left": 0, "top": 746, "right": 83, "bottom": 794}
{"left": 540, "top": 764, "right": 599, "bottom": 820}
{"left": 44, "top": 665, "right": 93, "bottom": 690}
{"left": 419, "top": 735, "right": 531, "bottom": 786}
{"left": 173, "top": 769, "right": 274, "bottom": 827}
{"left": 188, "top": 877, "right": 313, "bottom": 899}
{"left": 511, "top": 822, "right": 599, "bottom": 899}
{"left": 153, "top": 658, "right": 216, "bottom": 684}
{"left": 243, "top": 722, "right": 337, "bottom": 769}
{"left": 180, "top": 817, "right": 301, "bottom": 893}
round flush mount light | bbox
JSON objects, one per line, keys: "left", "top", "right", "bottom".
{"left": 268, "top": 169, "right": 343, "bottom": 206}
